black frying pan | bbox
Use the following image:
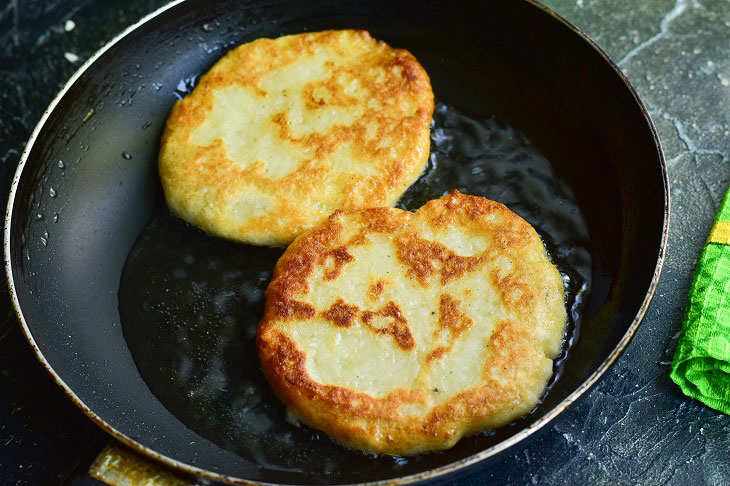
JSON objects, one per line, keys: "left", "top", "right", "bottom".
{"left": 5, "top": 0, "right": 669, "bottom": 484}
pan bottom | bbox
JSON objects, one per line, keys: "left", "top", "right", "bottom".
{"left": 119, "top": 102, "right": 592, "bottom": 481}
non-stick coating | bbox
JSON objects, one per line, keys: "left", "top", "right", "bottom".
{"left": 7, "top": 0, "right": 667, "bottom": 484}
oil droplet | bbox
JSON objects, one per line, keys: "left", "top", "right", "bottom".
{"left": 49, "top": 187, "right": 57, "bottom": 198}
{"left": 174, "top": 75, "right": 199, "bottom": 100}
{"left": 392, "top": 456, "right": 408, "bottom": 466}
{"left": 53, "top": 213, "right": 59, "bottom": 223}
{"left": 122, "top": 152, "right": 132, "bottom": 160}
{"left": 57, "top": 160, "right": 65, "bottom": 169}
{"left": 40, "top": 231, "right": 49, "bottom": 247}
{"left": 202, "top": 23, "right": 213, "bottom": 32}
{"left": 35, "top": 213, "right": 44, "bottom": 221}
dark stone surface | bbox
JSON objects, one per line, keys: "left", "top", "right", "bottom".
{"left": 0, "top": 0, "right": 728, "bottom": 484}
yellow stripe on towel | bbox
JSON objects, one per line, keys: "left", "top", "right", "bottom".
{"left": 708, "top": 221, "right": 730, "bottom": 246}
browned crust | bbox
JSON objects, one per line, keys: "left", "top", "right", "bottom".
{"left": 360, "top": 301, "right": 415, "bottom": 351}
{"left": 322, "top": 299, "right": 359, "bottom": 328}
{"left": 368, "top": 280, "right": 386, "bottom": 300}
{"left": 257, "top": 191, "right": 566, "bottom": 455}
{"left": 158, "top": 30, "right": 434, "bottom": 246}
{"left": 320, "top": 246, "right": 355, "bottom": 281}
{"left": 427, "top": 294, "right": 473, "bottom": 362}
{"left": 270, "top": 298, "right": 316, "bottom": 321}
{"left": 395, "top": 234, "right": 485, "bottom": 286}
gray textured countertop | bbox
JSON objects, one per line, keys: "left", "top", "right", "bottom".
{"left": 1, "top": 0, "right": 729, "bottom": 484}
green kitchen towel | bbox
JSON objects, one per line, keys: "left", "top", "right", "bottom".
{"left": 671, "top": 188, "right": 730, "bottom": 414}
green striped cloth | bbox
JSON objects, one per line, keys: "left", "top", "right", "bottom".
{"left": 671, "top": 188, "right": 730, "bottom": 414}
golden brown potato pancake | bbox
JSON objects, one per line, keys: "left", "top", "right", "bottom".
{"left": 159, "top": 29, "right": 433, "bottom": 246}
{"left": 258, "top": 191, "right": 567, "bottom": 455}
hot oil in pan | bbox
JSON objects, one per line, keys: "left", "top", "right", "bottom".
{"left": 120, "top": 102, "right": 591, "bottom": 474}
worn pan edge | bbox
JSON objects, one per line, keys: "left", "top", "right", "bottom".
{"left": 3, "top": 0, "right": 670, "bottom": 484}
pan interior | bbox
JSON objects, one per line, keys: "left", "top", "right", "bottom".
{"left": 8, "top": 0, "right": 666, "bottom": 484}
{"left": 119, "top": 102, "right": 592, "bottom": 483}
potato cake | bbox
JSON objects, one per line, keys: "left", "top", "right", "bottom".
{"left": 257, "top": 191, "right": 567, "bottom": 455}
{"left": 159, "top": 30, "right": 433, "bottom": 246}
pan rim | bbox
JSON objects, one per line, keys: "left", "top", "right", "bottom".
{"left": 3, "top": 0, "right": 670, "bottom": 484}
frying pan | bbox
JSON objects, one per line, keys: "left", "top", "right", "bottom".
{"left": 5, "top": 0, "right": 669, "bottom": 484}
